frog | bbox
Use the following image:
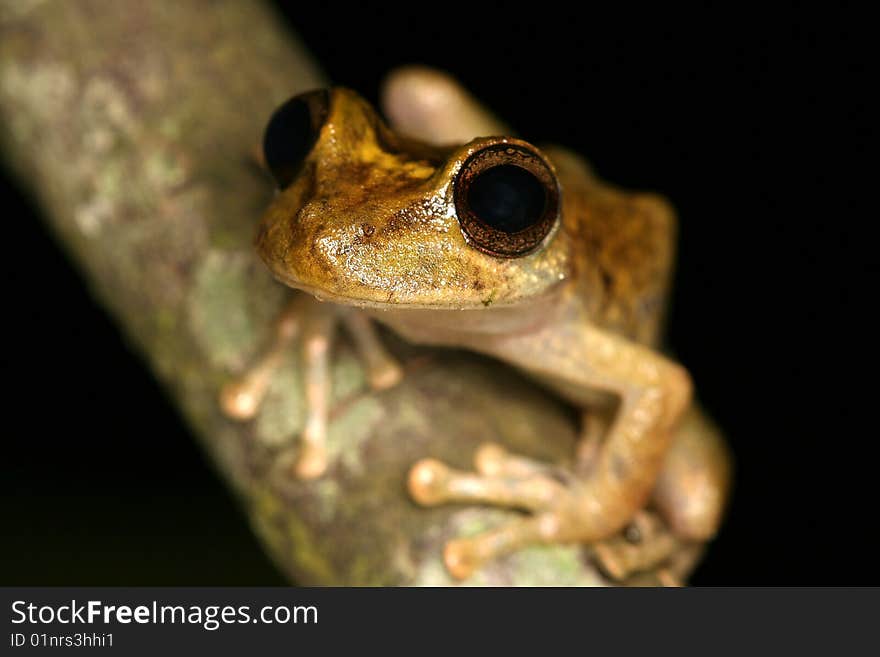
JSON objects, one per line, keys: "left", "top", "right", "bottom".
{"left": 222, "top": 66, "right": 732, "bottom": 583}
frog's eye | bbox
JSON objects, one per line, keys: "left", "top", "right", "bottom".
{"left": 453, "top": 143, "right": 560, "bottom": 258}
{"left": 263, "top": 89, "right": 330, "bottom": 189}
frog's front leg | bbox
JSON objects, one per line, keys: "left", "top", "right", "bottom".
{"left": 409, "top": 444, "right": 571, "bottom": 579}
{"left": 411, "top": 444, "right": 688, "bottom": 583}
{"left": 221, "top": 294, "right": 402, "bottom": 478}
{"left": 408, "top": 320, "right": 692, "bottom": 579}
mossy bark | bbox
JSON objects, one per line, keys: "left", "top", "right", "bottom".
{"left": 1, "top": 0, "right": 646, "bottom": 585}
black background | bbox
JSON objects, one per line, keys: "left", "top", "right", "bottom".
{"left": 1, "top": 4, "right": 870, "bottom": 584}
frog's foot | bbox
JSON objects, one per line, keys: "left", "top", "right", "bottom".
{"left": 592, "top": 510, "right": 685, "bottom": 584}
{"left": 409, "top": 443, "right": 588, "bottom": 580}
{"left": 410, "top": 444, "right": 686, "bottom": 582}
{"left": 220, "top": 297, "right": 303, "bottom": 422}
{"left": 221, "top": 295, "right": 402, "bottom": 479}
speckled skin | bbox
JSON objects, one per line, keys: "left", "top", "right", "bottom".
{"left": 256, "top": 70, "right": 731, "bottom": 581}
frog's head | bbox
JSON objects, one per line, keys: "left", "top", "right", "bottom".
{"left": 256, "top": 88, "right": 574, "bottom": 313}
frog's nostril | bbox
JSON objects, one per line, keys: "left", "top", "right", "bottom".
{"left": 263, "top": 89, "right": 330, "bottom": 189}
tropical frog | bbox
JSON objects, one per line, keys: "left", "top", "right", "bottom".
{"left": 221, "top": 67, "right": 731, "bottom": 583}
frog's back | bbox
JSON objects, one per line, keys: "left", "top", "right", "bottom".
{"left": 553, "top": 150, "right": 677, "bottom": 347}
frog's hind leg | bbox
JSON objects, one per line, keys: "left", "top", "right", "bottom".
{"left": 221, "top": 296, "right": 403, "bottom": 479}
{"left": 592, "top": 510, "right": 685, "bottom": 582}
{"left": 408, "top": 321, "right": 695, "bottom": 581}
{"left": 652, "top": 405, "right": 733, "bottom": 544}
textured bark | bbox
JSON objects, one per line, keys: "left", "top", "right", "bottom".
{"left": 1, "top": 0, "right": 637, "bottom": 585}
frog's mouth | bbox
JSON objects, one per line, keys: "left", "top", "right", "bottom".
{"left": 270, "top": 264, "right": 567, "bottom": 343}
{"left": 270, "top": 267, "right": 516, "bottom": 313}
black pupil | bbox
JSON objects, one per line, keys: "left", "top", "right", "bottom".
{"left": 263, "top": 91, "right": 326, "bottom": 188}
{"left": 466, "top": 164, "right": 547, "bottom": 233}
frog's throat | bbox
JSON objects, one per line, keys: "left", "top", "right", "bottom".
{"left": 276, "top": 277, "right": 495, "bottom": 312}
